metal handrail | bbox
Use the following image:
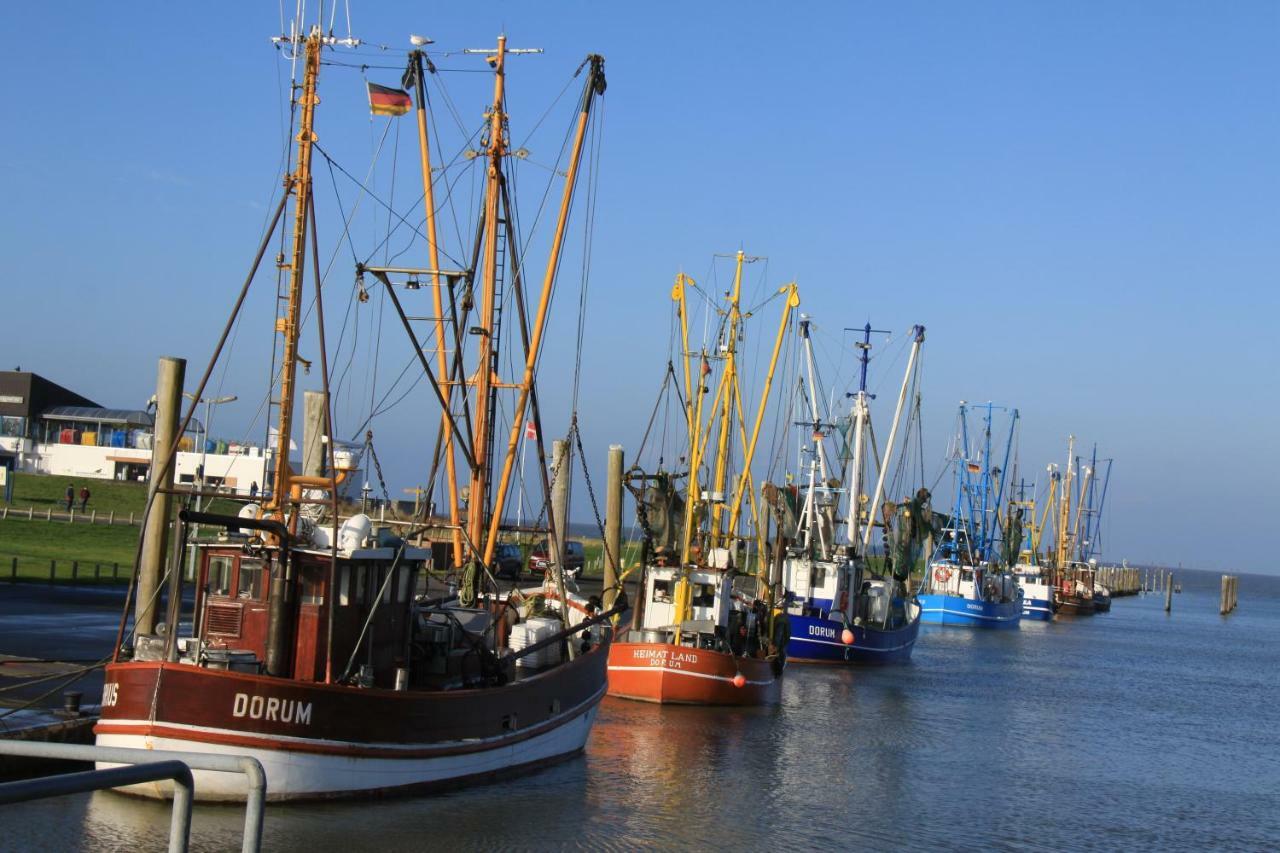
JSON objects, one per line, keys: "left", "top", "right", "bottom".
{"left": 0, "top": 741, "right": 266, "bottom": 852}
{"left": 0, "top": 759, "right": 194, "bottom": 852}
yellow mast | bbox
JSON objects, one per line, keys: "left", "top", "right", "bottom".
{"left": 725, "top": 281, "right": 799, "bottom": 541}
{"left": 465, "top": 36, "right": 508, "bottom": 560}
{"left": 672, "top": 273, "right": 695, "bottom": 435}
{"left": 1055, "top": 436, "right": 1075, "bottom": 568}
{"left": 707, "top": 251, "right": 746, "bottom": 548}
{"left": 408, "top": 50, "right": 463, "bottom": 568}
{"left": 480, "top": 51, "right": 606, "bottom": 565}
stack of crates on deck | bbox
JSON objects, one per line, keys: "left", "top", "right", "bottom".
{"left": 509, "top": 616, "right": 563, "bottom": 669}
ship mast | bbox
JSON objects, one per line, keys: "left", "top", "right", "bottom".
{"left": 475, "top": 43, "right": 607, "bottom": 569}
{"left": 265, "top": 26, "right": 322, "bottom": 531}
{"left": 1056, "top": 435, "right": 1075, "bottom": 568}
{"left": 408, "top": 47, "right": 463, "bottom": 569}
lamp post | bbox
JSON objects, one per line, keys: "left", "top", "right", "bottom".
{"left": 181, "top": 393, "right": 237, "bottom": 581}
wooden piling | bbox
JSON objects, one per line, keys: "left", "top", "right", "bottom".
{"left": 48, "top": 559, "right": 56, "bottom": 584}
{"left": 549, "top": 439, "right": 570, "bottom": 573}
{"left": 138, "top": 355, "right": 186, "bottom": 637}
{"left": 603, "top": 444, "right": 624, "bottom": 612}
{"left": 1220, "top": 575, "right": 1229, "bottom": 615}
{"left": 71, "top": 561, "right": 78, "bottom": 583}
{"left": 1165, "top": 573, "right": 1173, "bottom": 612}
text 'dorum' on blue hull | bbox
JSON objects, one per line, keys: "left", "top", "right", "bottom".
{"left": 918, "top": 594, "right": 1022, "bottom": 629}
{"left": 785, "top": 612, "right": 920, "bottom": 664}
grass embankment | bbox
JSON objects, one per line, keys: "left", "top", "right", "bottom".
{"left": 0, "top": 472, "right": 241, "bottom": 582}
{"left": 0, "top": 518, "right": 140, "bottom": 581}
{"left": 4, "top": 472, "right": 240, "bottom": 517}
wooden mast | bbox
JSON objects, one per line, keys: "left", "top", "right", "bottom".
{"left": 265, "top": 26, "right": 322, "bottom": 531}
{"left": 479, "top": 51, "right": 607, "bottom": 566}
{"left": 466, "top": 35, "right": 508, "bottom": 565}
{"left": 408, "top": 49, "right": 463, "bottom": 568}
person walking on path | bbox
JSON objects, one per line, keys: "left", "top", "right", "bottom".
{"left": 65, "top": 484, "right": 74, "bottom": 512}
{"left": 79, "top": 486, "right": 90, "bottom": 511}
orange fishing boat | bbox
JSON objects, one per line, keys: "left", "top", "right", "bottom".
{"left": 607, "top": 254, "right": 798, "bottom": 705}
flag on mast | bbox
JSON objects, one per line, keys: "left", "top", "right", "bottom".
{"left": 524, "top": 421, "right": 537, "bottom": 441}
{"left": 367, "top": 82, "right": 412, "bottom": 116}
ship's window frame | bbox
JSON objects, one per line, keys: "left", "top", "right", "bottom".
{"left": 355, "top": 563, "right": 369, "bottom": 605}
{"left": 652, "top": 579, "right": 671, "bottom": 603}
{"left": 338, "top": 565, "right": 351, "bottom": 606}
{"left": 396, "top": 565, "right": 411, "bottom": 602}
{"left": 237, "top": 557, "right": 266, "bottom": 600}
{"left": 300, "top": 563, "right": 325, "bottom": 606}
{"left": 208, "top": 555, "right": 234, "bottom": 597}
{"left": 380, "top": 565, "right": 392, "bottom": 604}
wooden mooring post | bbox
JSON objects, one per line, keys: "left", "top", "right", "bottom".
{"left": 1165, "top": 572, "right": 1174, "bottom": 612}
{"left": 1220, "top": 574, "right": 1239, "bottom": 615}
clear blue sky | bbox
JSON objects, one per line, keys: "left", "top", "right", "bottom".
{"left": 2, "top": 2, "right": 1276, "bottom": 572}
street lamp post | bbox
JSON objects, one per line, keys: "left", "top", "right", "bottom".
{"left": 181, "top": 393, "right": 237, "bottom": 581}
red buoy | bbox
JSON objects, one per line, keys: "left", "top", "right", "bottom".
{"left": 841, "top": 628, "right": 855, "bottom": 645}
{"left": 732, "top": 673, "right": 746, "bottom": 688}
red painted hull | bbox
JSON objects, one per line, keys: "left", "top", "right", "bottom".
{"left": 93, "top": 637, "right": 610, "bottom": 800}
{"left": 606, "top": 639, "right": 780, "bottom": 706}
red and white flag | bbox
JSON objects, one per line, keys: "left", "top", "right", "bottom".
{"left": 524, "top": 421, "right": 537, "bottom": 441}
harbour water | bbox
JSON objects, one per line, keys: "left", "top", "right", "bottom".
{"left": 6, "top": 569, "right": 1279, "bottom": 851}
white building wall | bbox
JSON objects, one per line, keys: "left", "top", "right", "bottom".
{"left": 19, "top": 442, "right": 270, "bottom": 496}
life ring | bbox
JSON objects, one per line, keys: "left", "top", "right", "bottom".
{"left": 934, "top": 567, "right": 952, "bottom": 583}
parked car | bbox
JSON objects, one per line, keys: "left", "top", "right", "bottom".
{"left": 492, "top": 542, "right": 524, "bottom": 580}
{"left": 527, "top": 540, "right": 585, "bottom": 578}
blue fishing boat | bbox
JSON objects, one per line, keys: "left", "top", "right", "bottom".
{"left": 919, "top": 403, "right": 1023, "bottom": 629}
{"left": 773, "top": 322, "right": 926, "bottom": 664}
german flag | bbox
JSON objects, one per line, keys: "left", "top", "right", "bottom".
{"left": 367, "top": 82, "right": 412, "bottom": 117}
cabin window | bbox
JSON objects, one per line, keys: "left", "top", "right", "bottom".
{"left": 396, "top": 566, "right": 411, "bottom": 602}
{"left": 355, "top": 564, "right": 369, "bottom": 605}
{"left": 338, "top": 566, "right": 351, "bottom": 606}
{"left": 811, "top": 565, "right": 827, "bottom": 589}
{"left": 691, "top": 583, "right": 716, "bottom": 607}
{"left": 237, "top": 558, "right": 266, "bottom": 600}
{"left": 301, "top": 566, "right": 325, "bottom": 605}
{"left": 652, "top": 580, "right": 671, "bottom": 603}
{"left": 208, "top": 556, "right": 233, "bottom": 597}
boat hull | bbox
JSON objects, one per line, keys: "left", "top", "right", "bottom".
{"left": 918, "top": 594, "right": 1022, "bottom": 628}
{"left": 606, "top": 641, "right": 779, "bottom": 705}
{"left": 93, "top": 640, "right": 610, "bottom": 801}
{"left": 1055, "top": 594, "right": 1095, "bottom": 617}
{"left": 1022, "top": 595, "right": 1055, "bottom": 621}
{"left": 785, "top": 611, "right": 920, "bottom": 664}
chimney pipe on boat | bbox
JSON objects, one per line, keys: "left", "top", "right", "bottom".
{"left": 137, "top": 356, "right": 186, "bottom": 638}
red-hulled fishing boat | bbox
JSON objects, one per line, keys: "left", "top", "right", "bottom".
{"left": 606, "top": 255, "right": 798, "bottom": 705}
{"left": 96, "top": 21, "right": 615, "bottom": 800}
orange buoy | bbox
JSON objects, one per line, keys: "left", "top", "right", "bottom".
{"left": 841, "top": 628, "right": 855, "bottom": 645}
{"left": 732, "top": 673, "right": 746, "bottom": 688}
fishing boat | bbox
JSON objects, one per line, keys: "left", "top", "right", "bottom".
{"left": 919, "top": 403, "right": 1023, "bottom": 628}
{"left": 607, "top": 256, "right": 796, "bottom": 705}
{"left": 1077, "top": 444, "right": 1114, "bottom": 613}
{"left": 96, "top": 22, "right": 618, "bottom": 800}
{"left": 1007, "top": 482, "right": 1054, "bottom": 621}
{"left": 777, "top": 322, "right": 925, "bottom": 665}
{"left": 1046, "top": 437, "right": 1096, "bottom": 617}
